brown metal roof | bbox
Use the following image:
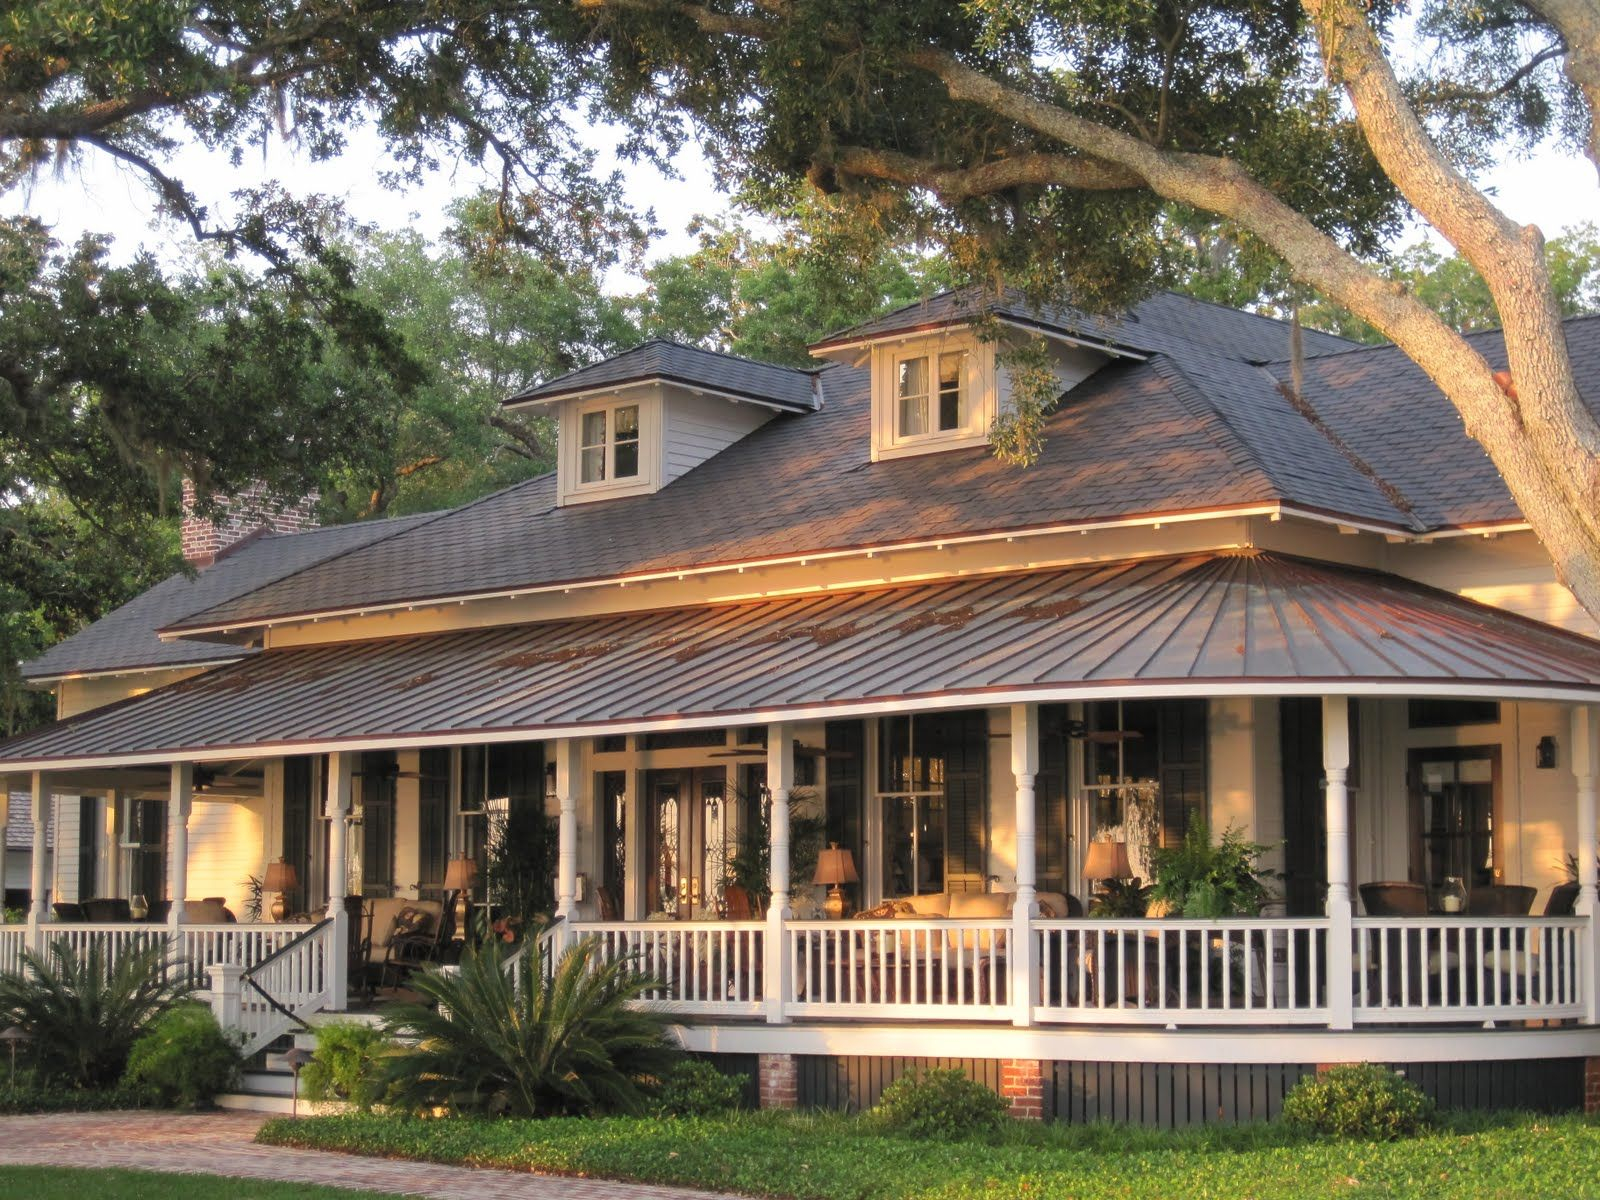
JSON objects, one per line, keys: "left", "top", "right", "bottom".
{"left": 7, "top": 552, "right": 1600, "bottom": 772}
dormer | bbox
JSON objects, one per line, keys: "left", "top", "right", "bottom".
{"left": 503, "top": 341, "right": 820, "bottom": 506}
{"left": 809, "top": 289, "right": 1143, "bottom": 463}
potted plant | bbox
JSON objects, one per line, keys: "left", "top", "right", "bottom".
{"left": 728, "top": 785, "right": 825, "bottom": 915}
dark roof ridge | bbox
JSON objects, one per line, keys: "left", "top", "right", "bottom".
{"left": 810, "top": 286, "right": 970, "bottom": 345}
{"left": 625, "top": 336, "right": 820, "bottom": 375}
{"left": 1143, "top": 356, "right": 1286, "bottom": 501}
{"left": 1252, "top": 364, "right": 1424, "bottom": 530}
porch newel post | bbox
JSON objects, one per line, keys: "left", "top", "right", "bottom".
{"left": 765, "top": 722, "right": 795, "bottom": 1024}
{"left": 1010, "top": 703, "right": 1039, "bottom": 1028}
{"left": 1322, "top": 697, "right": 1354, "bottom": 1031}
{"left": 553, "top": 738, "right": 581, "bottom": 945}
{"left": 166, "top": 763, "right": 193, "bottom": 939}
{"left": 324, "top": 751, "right": 353, "bottom": 1011}
{"left": 1571, "top": 705, "right": 1600, "bottom": 1023}
{"left": 27, "top": 771, "right": 49, "bottom": 951}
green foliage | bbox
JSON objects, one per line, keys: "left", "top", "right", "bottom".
{"left": 652, "top": 1059, "right": 747, "bottom": 1118}
{"left": 1281, "top": 1064, "right": 1434, "bottom": 1141}
{"left": 0, "top": 1075, "right": 149, "bottom": 1114}
{"left": 381, "top": 936, "right": 679, "bottom": 1118}
{"left": 0, "top": 938, "right": 188, "bottom": 1088}
{"left": 484, "top": 802, "right": 560, "bottom": 929}
{"left": 261, "top": 1107, "right": 1600, "bottom": 1199}
{"left": 1148, "top": 822, "right": 1276, "bottom": 918}
{"left": 301, "top": 1021, "right": 394, "bottom": 1113}
{"left": 866, "top": 1068, "right": 1008, "bottom": 1141}
{"left": 729, "top": 787, "right": 827, "bottom": 913}
{"left": 122, "top": 1003, "right": 240, "bottom": 1109}
{"left": 1089, "top": 878, "right": 1152, "bottom": 918}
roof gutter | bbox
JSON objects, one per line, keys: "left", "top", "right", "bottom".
{"left": 503, "top": 374, "right": 816, "bottom": 413}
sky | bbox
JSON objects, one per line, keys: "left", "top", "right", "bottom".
{"left": 2, "top": 107, "right": 1596, "bottom": 294}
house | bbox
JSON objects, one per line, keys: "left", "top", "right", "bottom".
{"left": 4, "top": 288, "right": 1600, "bottom": 1124}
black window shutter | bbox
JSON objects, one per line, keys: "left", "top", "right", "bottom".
{"left": 1157, "top": 700, "right": 1208, "bottom": 846}
{"left": 1037, "top": 705, "right": 1070, "bottom": 893}
{"left": 931, "top": 711, "right": 988, "bottom": 893}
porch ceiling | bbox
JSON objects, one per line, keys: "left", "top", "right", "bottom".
{"left": 7, "top": 550, "right": 1600, "bottom": 772}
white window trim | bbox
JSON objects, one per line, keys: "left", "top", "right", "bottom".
{"left": 870, "top": 332, "right": 997, "bottom": 462}
{"left": 559, "top": 391, "right": 662, "bottom": 505}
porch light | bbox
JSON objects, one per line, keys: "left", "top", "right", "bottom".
{"left": 263, "top": 858, "right": 298, "bottom": 923}
{"left": 1082, "top": 840, "right": 1133, "bottom": 882}
{"left": 813, "top": 843, "right": 859, "bottom": 920}
{"left": 444, "top": 855, "right": 479, "bottom": 941}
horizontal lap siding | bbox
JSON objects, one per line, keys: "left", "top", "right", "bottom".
{"left": 796, "top": 1056, "right": 1008, "bottom": 1114}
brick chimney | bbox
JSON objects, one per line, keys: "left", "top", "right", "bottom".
{"left": 181, "top": 480, "right": 319, "bottom": 568}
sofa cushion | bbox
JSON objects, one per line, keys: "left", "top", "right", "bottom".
{"left": 1035, "top": 891, "right": 1073, "bottom": 919}
{"left": 948, "top": 891, "right": 1012, "bottom": 953}
{"left": 904, "top": 893, "right": 951, "bottom": 918}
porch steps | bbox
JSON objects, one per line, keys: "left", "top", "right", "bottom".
{"left": 213, "top": 1018, "right": 363, "bottom": 1115}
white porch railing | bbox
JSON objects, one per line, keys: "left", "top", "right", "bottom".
{"left": 0, "top": 926, "right": 26, "bottom": 977}
{"left": 1033, "top": 918, "right": 1330, "bottom": 1025}
{"left": 1352, "top": 916, "right": 1587, "bottom": 1024}
{"left": 43, "top": 922, "right": 170, "bottom": 975}
{"left": 229, "top": 918, "right": 338, "bottom": 1057}
{"left": 785, "top": 918, "right": 1012, "bottom": 1020}
{"left": 570, "top": 921, "right": 766, "bottom": 1015}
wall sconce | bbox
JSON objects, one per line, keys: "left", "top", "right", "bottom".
{"left": 1537, "top": 736, "right": 1559, "bottom": 770}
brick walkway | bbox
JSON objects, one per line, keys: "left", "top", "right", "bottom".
{"left": 0, "top": 1111, "right": 737, "bottom": 1200}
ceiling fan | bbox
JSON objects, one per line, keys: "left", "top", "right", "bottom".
{"left": 1064, "top": 720, "right": 1144, "bottom": 744}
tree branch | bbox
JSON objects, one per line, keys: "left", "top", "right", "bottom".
{"left": 833, "top": 145, "right": 1140, "bottom": 197}
{"left": 1523, "top": 0, "right": 1600, "bottom": 171}
{"left": 1418, "top": 41, "right": 1568, "bottom": 108}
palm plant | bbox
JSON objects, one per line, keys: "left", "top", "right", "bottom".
{"left": 382, "top": 935, "right": 679, "bottom": 1117}
{"left": 0, "top": 938, "right": 190, "bottom": 1088}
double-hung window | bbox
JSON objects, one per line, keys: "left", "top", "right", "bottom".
{"left": 896, "top": 350, "right": 967, "bottom": 439}
{"left": 578, "top": 403, "right": 641, "bottom": 485}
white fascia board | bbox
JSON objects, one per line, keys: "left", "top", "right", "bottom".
{"left": 23, "top": 658, "right": 243, "bottom": 686}
{"left": 809, "top": 318, "right": 1149, "bottom": 362}
{"left": 502, "top": 376, "right": 805, "bottom": 415}
{"left": 11, "top": 676, "right": 1600, "bottom": 774}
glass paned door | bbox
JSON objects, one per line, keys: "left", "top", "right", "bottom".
{"left": 646, "top": 768, "right": 730, "bottom": 918}
{"left": 1409, "top": 746, "right": 1500, "bottom": 892}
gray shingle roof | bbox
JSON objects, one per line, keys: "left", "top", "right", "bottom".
{"left": 1264, "top": 317, "right": 1600, "bottom": 530}
{"left": 9, "top": 550, "right": 1600, "bottom": 771}
{"left": 812, "top": 288, "right": 1356, "bottom": 362}
{"left": 23, "top": 514, "right": 431, "bottom": 680}
{"left": 506, "top": 339, "right": 820, "bottom": 412}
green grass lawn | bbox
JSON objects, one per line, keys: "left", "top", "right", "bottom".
{"left": 259, "top": 1109, "right": 1600, "bottom": 1200}
{"left": 0, "top": 1165, "right": 406, "bottom": 1199}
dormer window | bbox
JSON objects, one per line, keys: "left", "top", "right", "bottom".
{"left": 579, "top": 402, "right": 641, "bottom": 485}
{"left": 897, "top": 350, "right": 968, "bottom": 439}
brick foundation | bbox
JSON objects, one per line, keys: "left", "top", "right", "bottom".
{"left": 1000, "top": 1058, "right": 1045, "bottom": 1120}
{"left": 1585, "top": 1057, "right": 1600, "bottom": 1114}
{"left": 759, "top": 1052, "right": 798, "bottom": 1111}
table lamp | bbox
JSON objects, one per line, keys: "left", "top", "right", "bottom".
{"left": 263, "top": 857, "right": 299, "bottom": 922}
{"left": 813, "top": 843, "right": 859, "bottom": 919}
{"left": 444, "top": 854, "right": 479, "bottom": 940}
{"left": 1083, "top": 840, "right": 1133, "bottom": 885}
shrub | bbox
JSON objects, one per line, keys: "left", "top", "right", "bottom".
{"left": 0, "top": 938, "right": 189, "bottom": 1088}
{"left": 381, "top": 935, "right": 680, "bottom": 1117}
{"left": 653, "top": 1058, "right": 746, "bottom": 1117}
{"left": 301, "top": 1021, "right": 393, "bottom": 1112}
{"left": 1281, "top": 1063, "right": 1433, "bottom": 1140}
{"left": 866, "top": 1068, "right": 1008, "bottom": 1141}
{"left": 123, "top": 1003, "right": 240, "bottom": 1108}
{"left": 1148, "top": 821, "right": 1275, "bottom": 918}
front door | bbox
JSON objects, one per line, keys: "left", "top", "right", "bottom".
{"left": 1408, "top": 746, "right": 1501, "bottom": 892}
{"left": 646, "top": 768, "right": 729, "bottom": 918}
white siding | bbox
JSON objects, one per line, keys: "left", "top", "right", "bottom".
{"left": 663, "top": 388, "right": 772, "bottom": 484}
{"left": 51, "top": 794, "right": 79, "bottom": 905}
{"left": 184, "top": 796, "right": 266, "bottom": 916}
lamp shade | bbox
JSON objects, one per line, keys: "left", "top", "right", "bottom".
{"left": 813, "top": 844, "right": 859, "bottom": 887}
{"left": 1082, "top": 840, "right": 1133, "bottom": 881}
{"left": 263, "top": 858, "right": 298, "bottom": 893}
{"left": 443, "top": 855, "right": 479, "bottom": 893}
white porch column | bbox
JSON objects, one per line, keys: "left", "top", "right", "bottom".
{"left": 26, "top": 772, "right": 49, "bottom": 951}
{"left": 166, "top": 763, "right": 193, "bottom": 939}
{"left": 1571, "top": 705, "right": 1600, "bottom": 1023}
{"left": 324, "top": 751, "right": 353, "bottom": 1011}
{"left": 1322, "top": 697, "right": 1354, "bottom": 1031}
{"left": 0, "top": 781, "right": 10, "bottom": 923}
{"left": 1010, "top": 703, "right": 1039, "bottom": 1027}
{"left": 553, "top": 738, "right": 582, "bottom": 941}
{"left": 765, "top": 722, "right": 795, "bottom": 1024}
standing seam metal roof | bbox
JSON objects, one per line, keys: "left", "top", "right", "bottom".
{"left": 8, "top": 552, "right": 1600, "bottom": 771}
